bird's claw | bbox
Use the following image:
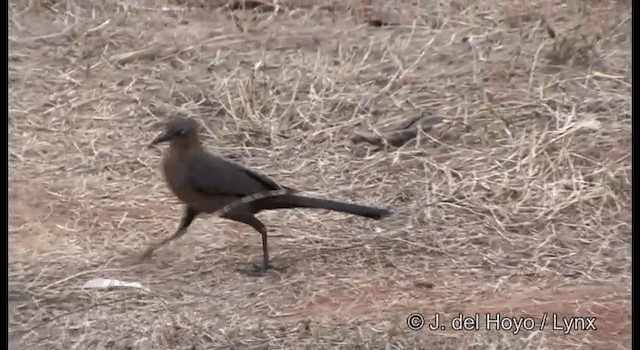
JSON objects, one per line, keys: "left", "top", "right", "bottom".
{"left": 237, "top": 262, "right": 279, "bottom": 277}
{"left": 131, "top": 247, "right": 155, "bottom": 264}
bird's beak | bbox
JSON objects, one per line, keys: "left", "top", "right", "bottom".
{"left": 149, "top": 131, "right": 173, "bottom": 147}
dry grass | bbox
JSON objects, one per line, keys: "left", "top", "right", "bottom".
{"left": 9, "top": 0, "right": 631, "bottom": 349}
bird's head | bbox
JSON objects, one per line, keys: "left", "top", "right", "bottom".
{"left": 150, "top": 117, "right": 200, "bottom": 147}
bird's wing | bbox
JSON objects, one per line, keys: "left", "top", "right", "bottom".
{"left": 187, "top": 152, "right": 290, "bottom": 198}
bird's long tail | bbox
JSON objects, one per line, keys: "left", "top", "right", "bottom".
{"left": 254, "top": 194, "right": 391, "bottom": 220}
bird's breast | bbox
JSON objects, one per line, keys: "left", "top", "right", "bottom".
{"left": 162, "top": 156, "right": 193, "bottom": 203}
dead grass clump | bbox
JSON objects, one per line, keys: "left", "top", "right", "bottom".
{"left": 9, "top": 0, "right": 630, "bottom": 348}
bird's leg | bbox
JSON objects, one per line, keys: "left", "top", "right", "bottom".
{"left": 248, "top": 228, "right": 272, "bottom": 274}
{"left": 226, "top": 214, "right": 277, "bottom": 276}
{"left": 261, "top": 229, "right": 270, "bottom": 270}
{"left": 137, "top": 206, "right": 198, "bottom": 261}
{"left": 246, "top": 226, "right": 274, "bottom": 276}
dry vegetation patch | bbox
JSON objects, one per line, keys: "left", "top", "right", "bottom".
{"left": 9, "top": 0, "right": 630, "bottom": 349}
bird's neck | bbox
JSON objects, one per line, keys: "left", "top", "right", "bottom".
{"left": 168, "top": 138, "right": 202, "bottom": 156}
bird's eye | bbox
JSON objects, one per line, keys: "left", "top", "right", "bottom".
{"left": 176, "top": 127, "right": 188, "bottom": 136}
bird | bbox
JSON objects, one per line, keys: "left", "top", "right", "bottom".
{"left": 145, "top": 117, "right": 391, "bottom": 276}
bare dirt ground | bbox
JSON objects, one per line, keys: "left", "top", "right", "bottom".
{"left": 9, "top": 0, "right": 631, "bottom": 349}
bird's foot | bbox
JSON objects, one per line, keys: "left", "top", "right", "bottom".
{"left": 237, "top": 262, "right": 281, "bottom": 277}
{"left": 130, "top": 246, "right": 156, "bottom": 265}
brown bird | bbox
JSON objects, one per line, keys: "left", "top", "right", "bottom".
{"left": 147, "top": 117, "right": 391, "bottom": 276}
